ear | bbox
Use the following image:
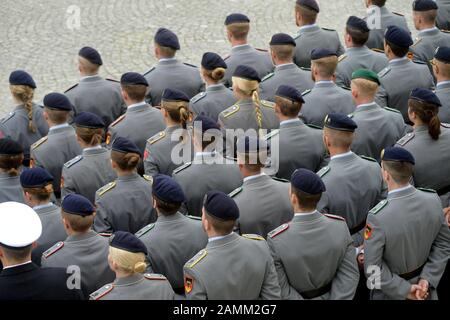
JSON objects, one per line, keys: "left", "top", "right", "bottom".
{"left": 43, "top": 110, "right": 49, "bottom": 121}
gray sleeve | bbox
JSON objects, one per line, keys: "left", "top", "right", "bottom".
{"left": 143, "top": 149, "right": 160, "bottom": 176}
{"left": 375, "top": 86, "right": 388, "bottom": 108}
{"left": 183, "top": 267, "right": 207, "bottom": 300}
{"left": 316, "top": 191, "right": 330, "bottom": 214}
{"left": 335, "top": 67, "right": 348, "bottom": 88}
{"left": 317, "top": 153, "right": 330, "bottom": 172}
{"left": 336, "top": 38, "right": 345, "bottom": 57}
{"left": 61, "top": 167, "right": 75, "bottom": 199}
{"left": 93, "top": 196, "right": 114, "bottom": 233}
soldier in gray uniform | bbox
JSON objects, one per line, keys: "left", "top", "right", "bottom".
{"left": 363, "top": 0, "right": 410, "bottom": 51}
{"left": 64, "top": 47, "right": 126, "bottom": 128}
{"left": 41, "top": 194, "right": 115, "bottom": 297}
{"left": 136, "top": 174, "right": 207, "bottom": 294}
{"left": 375, "top": 26, "right": 434, "bottom": 122}
{"left": 317, "top": 113, "right": 385, "bottom": 246}
{"left": 106, "top": 72, "right": 166, "bottom": 154}
{"left": 436, "top": 0, "right": 450, "bottom": 30}
{"left": 350, "top": 69, "right": 406, "bottom": 160}
{"left": 293, "top": 0, "right": 345, "bottom": 69}
{"left": 62, "top": 112, "right": 117, "bottom": 204}
{"left": 143, "top": 89, "right": 193, "bottom": 177}
{"left": 94, "top": 137, "right": 156, "bottom": 234}
{"left": 222, "top": 13, "right": 274, "bottom": 88}
{"left": 433, "top": 47, "right": 450, "bottom": 123}
{"left": 30, "top": 93, "right": 82, "bottom": 200}
{"left": 190, "top": 52, "right": 236, "bottom": 121}
{"left": 301, "top": 49, "right": 356, "bottom": 127}
{"left": 231, "top": 136, "right": 293, "bottom": 238}
{"left": 364, "top": 147, "right": 450, "bottom": 300}
{"left": 173, "top": 116, "right": 242, "bottom": 216}
{"left": 267, "top": 169, "right": 359, "bottom": 300}
{"left": 2, "top": 70, "right": 48, "bottom": 166}
{"left": 90, "top": 231, "right": 175, "bottom": 300}
{"left": 183, "top": 191, "right": 281, "bottom": 300}
{"left": 0, "top": 138, "right": 25, "bottom": 203}
{"left": 259, "top": 33, "right": 314, "bottom": 102}
{"left": 265, "top": 85, "right": 328, "bottom": 180}
{"left": 336, "top": 16, "right": 389, "bottom": 88}
{"left": 144, "top": 28, "right": 204, "bottom": 106}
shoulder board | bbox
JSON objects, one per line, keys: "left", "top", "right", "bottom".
{"left": 185, "top": 249, "right": 207, "bottom": 269}
{"left": 392, "top": 12, "right": 404, "bottom": 17}
{"left": 442, "top": 29, "right": 450, "bottom": 34}
{"left": 418, "top": 187, "right": 437, "bottom": 194}
{"left": 43, "top": 241, "right": 64, "bottom": 259}
{"left": 441, "top": 123, "right": 450, "bottom": 129}
{"left": 360, "top": 155, "right": 377, "bottom": 162}
{"left": 272, "top": 177, "right": 289, "bottom": 183}
{"left": 143, "top": 174, "right": 153, "bottom": 184}
{"left": 242, "top": 234, "right": 264, "bottom": 241}
{"left": 261, "top": 73, "right": 274, "bottom": 82}
{"left": 1, "top": 112, "right": 15, "bottom": 123}
{"left": 268, "top": 223, "right": 289, "bottom": 238}
{"left": 143, "top": 66, "right": 155, "bottom": 76}
{"left": 301, "top": 89, "right": 312, "bottom": 96}
{"left": 371, "top": 48, "right": 385, "bottom": 54}
{"left": 173, "top": 162, "right": 192, "bottom": 174}
{"left": 135, "top": 223, "right": 155, "bottom": 238}
{"left": 300, "top": 67, "right": 311, "bottom": 72}
{"left": 322, "top": 27, "right": 336, "bottom": 32}
{"left": 90, "top": 284, "right": 114, "bottom": 300}
{"left": 324, "top": 213, "right": 346, "bottom": 222}
{"left": 64, "top": 155, "right": 83, "bottom": 168}
{"left": 255, "top": 48, "right": 268, "bottom": 53}
{"left": 369, "top": 199, "right": 388, "bottom": 215}
{"left": 223, "top": 54, "right": 231, "bottom": 61}
{"left": 306, "top": 123, "right": 322, "bottom": 130}
{"left": 378, "top": 67, "right": 391, "bottom": 77}
{"left": 348, "top": 113, "right": 354, "bottom": 119}
{"left": 261, "top": 100, "right": 275, "bottom": 108}
{"left": 264, "top": 129, "right": 280, "bottom": 140}
{"left": 64, "top": 83, "right": 79, "bottom": 93}
{"left": 31, "top": 136, "right": 48, "bottom": 150}
{"left": 384, "top": 107, "right": 401, "bottom": 114}
{"left": 109, "top": 114, "right": 125, "bottom": 128}
{"left": 317, "top": 166, "right": 330, "bottom": 178}
{"left": 412, "top": 38, "right": 422, "bottom": 47}
{"left": 340, "top": 86, "right": 351, "bottom": 91}
{"left": 97, "top": 181, "right": 117, "bottom": 197}
{"left": 294, "top": 33, "right": 301, "bottom": 40}
{"left": 397, "top": 132, "right": 415, "bottom": 146}
{"left": 338, "top": 54, "right": 347, "bottom": 63}
{"left": 412, "top": 60, "right": 427, "bottom": 65}
{"left": 147, "top": 131, "right": 166, "bottom": 145}
{"left": 98, "top": 233, "right": 112, "bottom": 238}
{"left": 187, "top": 215, "right": 202, "bottom": 221}
{"left": 221, "top": 104, "right": 240, "bottom": 118}
{"left": 228, "top": 186, "right": 243, "bottom": 198}
{"left": 191, "top": 92, "right": 207, "bottom": 104}
{"left": 183, "top": 63, "right": 198, "bottom": 68}
{"left": 106, "top": 78, "right": 119, "bottom": 83}
{"left": 144, "top": 273, "right": 167, "bottom": 281}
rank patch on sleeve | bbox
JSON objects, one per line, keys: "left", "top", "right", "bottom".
{"left": 184, "top": 276, "right": 194, "bottom": 294}
{"left": 364, "top": 224, "right": 373, "bottom": 240}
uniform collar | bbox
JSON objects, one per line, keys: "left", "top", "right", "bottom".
{"left": 346, "top": 46, "right": 368, "bottom": 53}
{"left": 83, "top": 145, "right": 106, "bottom": 156}
{"left": 418, "top": 27, "right": 440, "bottom": 36}
{"left": 293, "top": 210, "right": 322, "bottom": 222}
{"left": 275, "top": 63, "right": 296, "bottom": 71}
{"left": 355, "top": 102, "right": 379, "bottom": 112}
{"left": 33, "top": 203, "right": 54, "bottom": 211}
{"left": 194, "top": 152, "right": 218, "bottom": 162}
{"left": 158, "top": 58, "right": 178, "bottom": 66}
{"left": 66, "top": 230, "right": 97, "bottom": 242}
{"left": 49, "top": 123, "right": 70, "bottom": 133}
{"left": 243, "top": 172, "right": 266, "bottom": 184}
{"left": 114, "top": 273, "right": 144, "bottom": 286}
{"left": 2, "top": 261, "right": 33, "bottom": 270}
{"left": 80, "top": 75, "right": 102, "bottom": 82}
{"left": 315, "top": 81, "right": 335, "bottom": 88}
{"left": 387, "top": 184, "right": 415, "bottom": 199}
{"left": 389, "top": 57, "right": 409, "bottom": 66}
{"left": 298, "top": 24, "right": 319, "bottom": 33}
{"left": 0, "top": 262, "right": 37, "bottom": 276}
{"left": 117, "top": 173, "right": 140, "bottom": 182}
{"left": 206, "top": 84, "right": 227, "bottom": 92}
{"left": 207, "top": 232, "right": 237, "bottom": 245}
{"left": 166, "top": 124, "right": 183, "bottom": 133}
{"left": 414, "top": 125, "right": 429, "bottom": 133}
{"left": 330, "top": 151, "right": 355, "bottom": 161}
{"left": 231, "top": 44, "right": 252, "bottom": 52}
{"left": 280, "top": 118, "right": 302, "bottom": 127}
{"left": 157, "top": 211, "right": 185, "bottom": 223}
{"left": 127, "top": 102, "right": 148, "bottom": 112}
{"left": 436, "top": 81, "right": 450, "bottom": 90}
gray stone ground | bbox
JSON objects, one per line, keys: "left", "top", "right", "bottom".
{"left": 0, "top": 0, "right": 413, "bottom": 116}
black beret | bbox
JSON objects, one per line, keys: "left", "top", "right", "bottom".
{"left": 9, "top": 70, "right": 36, "bottom": 89}
{"left": 296, "top": 0, "right": 320, "bottom": 12}
{"left": 154, "top": 28, "right": 180, "bottom": 50}
{"left": 110, "top": 231, "right": 147, "bottom": 254}
{"left": 385, "top": 26, "right": 413, "bottom": 48}
{"left": 434, "top": 47, "right": 450, "bottom": 63}
{"left": 291, "top": 168, "right": 326, "bottom": 194}
{"left": 62, "top": 194, "right": 95, "bottom": 217}
{"left": 347, "top": 16, "right": 370, "bottom": 33}
{"left": 409, "top": 88, "right": 442, "bottom": 107}
{"left": 152, "top": 174, "right": 185, "bottom": 203}
{"left": 79, "top": 46, "right": 103, "bottom": 66}
{"left": 381, "top": 147, "right": 415, "bottom": 165}
{"left": 74, "top": 112, "right": 105, "bottom": 129}
{"left": 111, "top": 136, "right": 142, "bottom": 155}
{"left": 201, "top": 52, "right": 227, "bottom": 70}
{"left": 270, "top": 33, "right": 296, "bottom": 46}
{"left": 162, "top": 88, "right": 190, "bottom": 102}
{"left": 233, "top": 65, "right": 261, "bottom": 82}
{"left": 0, "top": 138, "right": 23, "bottom": 155}
{"left": 236, "top": 136, "right": 269, "bottom": 155}
{"left": 203, "top": 190, "right": 239, "bottom": 221}
{"left": 20, "top": 168, "right": 54, "bottom": 188}
{"left": 311, "top": 48, "right": 337, "bottom": 60}
{"left": 412, "top": 0, "right": 438, "bottom": 11}
{"left": 324, "top": 113, "right": 358, "bottom": 132}
{"left": 120, "top": 72, "right": 149, "bottom": 86}
{"left": 43, "top": 93, "right": 73, "bottom": 111}
{"left": 275, "top": 85, "right": 305, "bottom": 103}
{"left": 193, "top": 115, "right": 221, "bottom": 133}
{"left": 224, "top": 13, "right": 250, "bottom": 25}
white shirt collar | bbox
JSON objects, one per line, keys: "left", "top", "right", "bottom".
{"left": 195, "top": 151, "right": 215, "bottom": 158}
{"left": 33, "top": 203, "right": 53, "bottom": 211}
{"left": 243, "top": 173, "right": 265, "bottom": 183}
{"left": 419, "top": 26, "right": 439, "bottom": 34}
{"left": 280, "top": 118, "right": 301, "bottom": 126}
{"left": 388, "top": 184, "right": 412, "bottom": 196}
{"left": 276, "top": 63, "right": 295, "bottom": 68}
{"left": 331, "top": 151, "right": 353, "bottom": 161}
{"left": 316, "top": 80, "right": 334, "bottom": 85}
{"left": 294, "top": 210, "right": 317, "bottom": 217}
{"left": 390, "top": 57, "right": 409, "bottom": 64}
{"left": 3, "top": 261, "right": 32, "bottom": 270}
{"left": 159, "top": 58, "right": 177, "bottom": 62}
{"left": 208, "top": 232, "right": 234, "bottom": 243}
{"left": 207, "top": 84, "right": 223, "bottom": 89}
{"left": 299, "top": 23, "right": 318, "bottom": 32}
{"left": 49, "top": 123, "right": 70, "bottom": 132}
{"left": 128, "top": 101, "right": 146, "bottom": 110}
{"left": 232, "top": 44, "right": 250, "bottom": 49}
{"left": 83, "top": 145, "right": 102, "bottom": 152}
{"left": 356, "top": 102, "right": 376, "bottom": 109}
{"left": 436, "top": 81, "right": 450, "bottom": 88}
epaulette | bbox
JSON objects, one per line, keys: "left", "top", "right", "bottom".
{"left": 223, "top": 54, "right": 231, "bottom": 61}
{"left": 397, "top": 132, "right": 414, "bottom": 146}
{"left": 392, "top": 12, "right": 404, "bottom": 17}
{"left": 378, "top": 67, "right": 391, "bottom": 77}
{"left": 418, "top": 187, "right": 437, "bottom": 194}
{"left": 97, "top": 181, "right": 117, "bottom": 197}
{"left": 338, "top": 54, "right": 347, "bottom": 63}
{"left": 442, "top": 29, "right": 450, "bottom": 34}
{"left": 255, "top": 48, "right": 268, "bottom": 53}
{"left": 185, "top": 249, "right": 207, "bottom": 268}
{"left": 143, "top": 174, "right": 153, "bottom": 184}
{"left": 371, "top": 48, "right": 384, "bottom": 54}
{"left": 261, "top": 73, "right": 274, "bottom": 82}
{"left": 317, "top": 166, "right": 330, "bottom": 178}
{"left": 272, "top": 177, "right": 289, "bottom": 183}
{"left": 360, "top": 155, "right": 377, "bottom": 162}
{"left": 147, "top": 131, "right": 166, "bottom": 145}
{"left": 242, "top": 234, "right": 264, "bottom": 241}
{"left": 109, "top": 114, "right": 125, "bottom": 128}
{"left": 90, "top": 284, "right": 114, "bottom": 300}
{"left": 261, "top": 100, "right": 275, "bottom": 109}
{"left": 268, "top": 223, "right": 289, "bottom": 238}
{"left": 135, "top": 223, "right": 155, "bottom": 238}
{"left": 43, "top": 241, "right": 64, "bottom": 259}
{"left": 31, "top": 136, "right": 48, "bottom": 150}
{"left": 144, "top": 273, "right": 167, "bottom": 281}
{"left": 441, "top": 123, "right": 450, "bottom": 129}
{"left": 183, "top": 63, "right": 198, "bottom": 68}
{"left": 191, "top": 92, "right": 207, "bottom": 104}
{"left": 187, "top": 215, "right": 201, "bottom": 221}
{"left": 173, "top": 162, "right": 192, "bottom": 174}
{"left": 229, "top": 186, "right": 243, "bottom": 198}
{"left": 412, "top": 60, "right": 427, "bottom": 65}
{"left": 300, "top": 67, "right": 311, "bottom": 72}
{"left": 64, "top": 83, "right": 79, "bottom": 93}
{"left": 143, "top": 66, "right": 155, "bottom": 76}
{"left": 106, "top": 78, "right": 119, "bottom": 83}
{"left": 301, "top": 89, "right": 312, "bottom": 96}
{"left": 294, "top": 33, "right": 301, "bottom": 40}
{"left": 98, "top": 233, "right": 112, "bottom": 238}
{"left": 322, "top": 27, "right": 336, "bottom": 32}
{"left": 1, "top": 112, "right": 15, "bottom": 124}
{"left": 341, "top": 86, "right": 351, "bottom": 91}
{"left": 324, "top": 214, "right": 346, "bottom": 222}
{"left": 369, "top": 199, "right": 388, "bottom": 215}
{"left": 264, "top": 129, "right": 280, "bottom": 140}
{"left": 384, "top": 107, "right": 401, "bottom": 114}
{"left": 306, "top": 123, "right": 322, "bottom": 130}
{"left": 411, "top": 38, "right": 422, "bottom": 47}
{"left": 348, "top": 113, "right": 354, "bottom": 118}
{"left": 221, "top": 104, "right": 240, "bottom": 118}
{"left": 64, "top": 155, "right": 83, "bottom": 168}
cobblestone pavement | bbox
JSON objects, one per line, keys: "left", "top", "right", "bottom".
{"left": 0, "top": 0, "right": 413, "bottom": 116}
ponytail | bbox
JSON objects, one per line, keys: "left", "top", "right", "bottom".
{"left": 408, "top": 99, "right": 441, "bottom": 140}
{"left": 162, "top": 101, "right": 192, "bottom": 130}
{"left": 10, "top": 85, "right": 35, "bottom": 133}
{"left": 428, "top": 114, "right": 441, "bottom": 141}
{"left": 232, "top": 76, "right": 263, "bottom": 135}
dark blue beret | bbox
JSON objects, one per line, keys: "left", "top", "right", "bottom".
{"left": 236, "top": 136, "right": 269, "bottom": 155}
{"left": 74, "top": 112, "right": 105, "bottom": 128}
{"left": 270, "top": 33, "right": 296, "bottom": 46}
{"left": 435, "top": 47, "right": 450, "bottom": 63}
{"left": 152, "top": 174, "right": 185, "bottom": 203}
{"left": 62, "top": 194, "right": 95, "bottom": 217}
{"left": 296, "top": 0, "right": 320, "bottom": 12}
{"left": 291, "top": 168, "right": 326, "bottom": 194}
{"left": 311, "top": 48, "right": 337, "bottom": 60}
{"left": 9, "top": 70, "right": 36, "bottom": 89}
{"left": 155, "top": 28, "right": 180, "bottom": 50}
{"left": 201, "top": 52, "right": 227, "bottom": 70}
{"left": 0, "top": 138, "right": 23, "bottom": 155}
{"left": 20, "top": 168, "right": 54, "bottom": 188}
{"left": 43, "top": 93, "right": 73, "bottom": 111}
{"left": 120, "top": 72, "right": 148, "bottom": 86}
{"left": 162, "top": 88, "right": 190, "bottom": 102}
{"left": 413, "top": 0, "right": 438, "bottom": 11}
{"left": 233, "top": 65, "right": 261, "bottom": 82}
{"left": 224, "top": 13, "right": 250, "bottom": 25}
{"left": 409, "top": 88, "right": 442, "bottom": 107}
{"left": 347, "top": 16, "right": 370, "bottom": 33}
{"left": 324, "top": 113, "right": 358, "bottom": 132}
{"left": 203, "top": 190, "right": 239, "bottom": 221}
{"left": 79, "top": 47, "right": 103, "bottom": 66}
{"left": 193, "top": 115, "right": 221, "bottom": 133}
{"left": 111, "top": 136, "right": 142, "bottom": 155}
{"left": 381, "top": 147, "right": 415, "bottom": 165}
{"left": 385, "top": 26, "right": 413, "bottom": 48}
{"left": 110, "top": 231, "right": 147, "bottom": 254}
{"left": 275, "top": 85, "right": 305, "bottom": 103}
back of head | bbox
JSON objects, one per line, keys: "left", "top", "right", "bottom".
{"left": 61, "top": 194, "right": 95, "bottom": 233}
{"left": 408, "top": 88, "right": 442, "bottom": 140}
{"left": 161, "top": 88, "right": 192, "bottom": 129}
{"left": 413, "top": 0, "right": 438, "bottom": 25}
{"left": 236, "top": 136, "right": 269, "bottom": 173}
{"left": 323, "top": 113, "right": 358, "bottom": 149}
{"left": 9, "top": 70, "right": 36, "bottom": 133}
{"left": 0, "top": 138, "right": 24, "bottom": 176}
{"left": 109, "top": 231, "right": 148, "bottom": 274}
{"left": 295, "top": 0, "right": 319, "bottom": 25}
{"left": 152, "top": 174, "right": 185, "bottom": 216}
{"left": 20, "top": 167, "right": 54, "bottom": 202}
{"left": 346, "top": 16, "right": 370, "bottom": 46}
{"left": 381, "top": 146, "right": 415, "bottom": 185}
{"left": 290, "top": 168, "right": 326, "bottom": 211}
{"left": 274, "top": 85, "right": 305, "bottom": 117}
{"left": 371, "top": 0, "right": 387, "bottom": 7}
{"left": 311, "top": 49, "right": 339, "bottom": 78}
{"left": 225, "top": 13, "right": 251, "bottom": 40}
{"left": 74, "top": 112, "right": 105, "bottom": 146}
{"left": 351, "top": 69, "right": 381, "bottom": 99}
{"left": 203, "top": 190, "right": 239, "bottom": 236}
{"left": 201, "top": 52, "right": 227, "bottom": 82}
{"left": 154, "top": 28, "right": 180, "bottom": 58}
{"left": 111, "top": 137, "right": 141, "bottom": 171}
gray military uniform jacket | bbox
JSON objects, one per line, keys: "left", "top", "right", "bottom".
{"left": 183, "top": 232, "right": 281, "bottom": 300}
{"left": 41, "top": 230, "right": 115, "bottom": 297}
{"left": 301, "top": 81, "right": 356, "bottom": 127}
{"left": 94, "top": 173, "right": 156, "bottom": 234}
{"left": 144, "top": 59, "right": 205, "bottom": 106}
{"left": 0, "top": 172, "right": 25, "bottom": 204}
{"left": 264, "top": 119, "right": 329, "bottom": 180}
{"left": 231, "top": 174, "right": 293, "bottom": 239}
{"left": 436, "top": 81, "right": 450, "bottom": 123}
{"left": 350, "top": 103, "right": 406, "bottom": 161}
{"left": 136, "top": 213, "right": 208, "bottom": 292}
{"left": 436, "top": 0, "right": 450, "bottom": 30}
{"left": 294, "top": 25, "right": 345, "bottom": 69}
{"left": 189, "top": 84, "right": 236, "bottom": 121}
{"left": 411, "top": 28, "right": 450, "bottom": 64}
{"left": 267, "top": 212, "right": 360, "bottom": 300}
{"left": 364, "top": 186, "right": 450, "bottom": 300}
{"left": 30, "top": 124, "right": 82, "bottom": 198}
{"left": 90, "top": 273, "right": 175, "bottom": 300}
{"left": 336, "top": 46, "right": 389, "bottom": 88}
{"left": 65, "top": 76, "right": 126, "bottom": 128}
{"left": 223, "top": 45, "right": 274, "bottom": 88}
{"left": 172, "top": 152, "right": 243, "bottom": 217}
{"left": 62, "top": 147, "right": 117, "bottom": 204}
{"left": 259, "top": 63, "right": 314, "bottom": 102}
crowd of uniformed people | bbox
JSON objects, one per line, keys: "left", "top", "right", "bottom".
{"left": 0, "top": 0, "right": 449, "bottom": 300}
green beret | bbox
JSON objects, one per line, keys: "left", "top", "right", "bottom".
{"left": 351, "top": 69, "right": 380, "bottom": 85}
